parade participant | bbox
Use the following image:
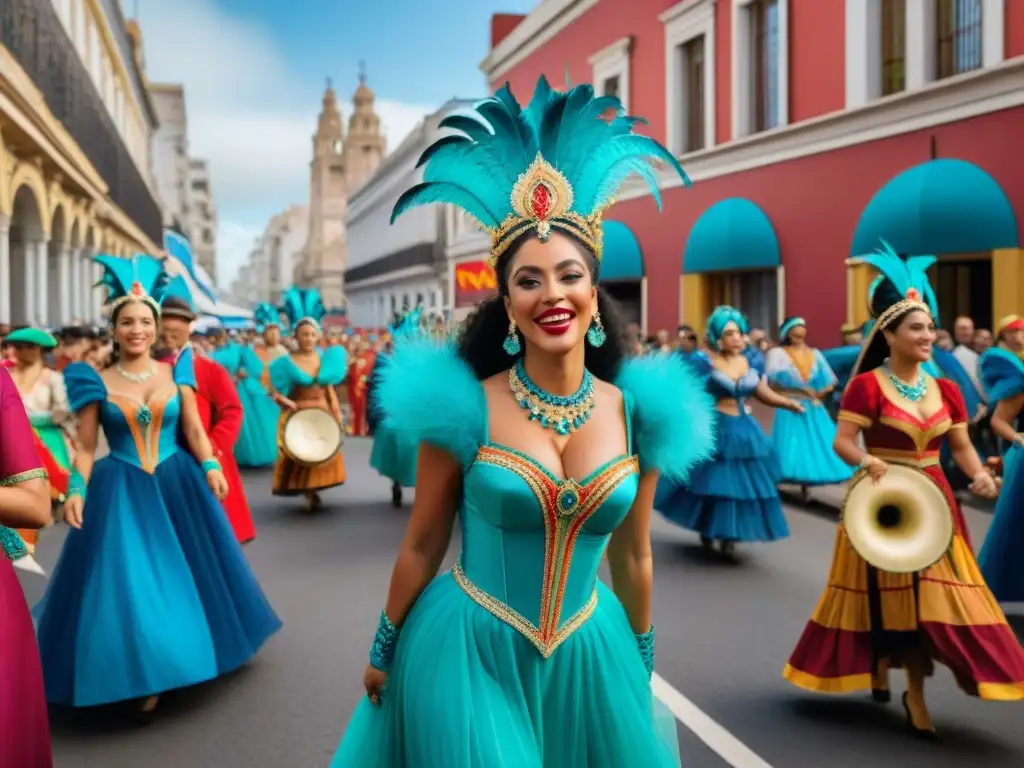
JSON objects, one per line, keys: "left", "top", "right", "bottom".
{"left": 977, "top": 314, "right": 1024, "bottom": 603}
{"left": 0, "top": 365, "right": 54, "bottom": 767}
{"left": 252, "top": 302, "right": 290, "bottom": 392}
{"left": 157, "top": 279, "right": 257, "bottom": 545}
{"left": 53, "top": 326, "right": 91, "bottom": 372}
{"left": 655, "top": 306, "right": 802, "bottom": 557}
{"left": 331, "top": 75, "right": 713, "bottom": 767}
{"left": 766, "top": 317, "right": 852, "bottom": 498}
{"left": 210, "top": 324, "right": 279, "bottom": 469}
{"left": 5, "top": 326, "right": 75, "bottom": 574}
{"left": 269, "top": 287, "right": 348, "bottom": 511}
{"left": 34, "top": 255, "right": 281, "bottom": 715}
{"left": 784, "top": 244, "right": 1023, "bottom": 738}
{"left": 346, "top": 336, "right": 374, "bottom": 437}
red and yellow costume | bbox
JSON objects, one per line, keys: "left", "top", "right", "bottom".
{"left": 346, "top": 350, "right": 374, "bottom": 437}
{"left": 784, "top": 370, "right": 1024, "bottom": 700}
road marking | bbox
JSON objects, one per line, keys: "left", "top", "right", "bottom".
{"left": 653, "top": 673, "right": 775, "bottom": 768}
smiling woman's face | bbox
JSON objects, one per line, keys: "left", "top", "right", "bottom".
{"left": 114, "top": 302, "right": 157, "bottom": 357}
{"left": 503, "top": 232, "right": 597, "bottom": 357}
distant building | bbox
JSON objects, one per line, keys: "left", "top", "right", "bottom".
{"left": 187, "top": 158, "right": 219, "bottom": 283}
{"left": 149, "top": 84, "right": 196, "bottom": 239}
{"left": 231, "top": 205, "right": 309, "bottom": 306}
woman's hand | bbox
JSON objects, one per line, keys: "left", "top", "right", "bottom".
{"left": 788, "top": 399, "right": 805, "bottom": 414}
{"left": 862, "top": 456, "right": 889, "bottom": 484}
{"left": 968, "top": 470, "right": 999, "bottom": 499}
{"left": 64, "top": 495, "right": 84, "bottom": 529}
{"left": 206, "top": 468, "right": 229, "bottom": 500}
{"left": 277, "top": 396, "right": 298, "bottom": 412}
{"left": 363, "top": 664, "right": 388, "bottom": 706}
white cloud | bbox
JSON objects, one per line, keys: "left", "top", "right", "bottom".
{"left": 137, "top": 0, "right": 434, "bottom": 286}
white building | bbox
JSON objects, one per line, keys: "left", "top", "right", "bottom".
{"left": 345, "top": 99, "right": 484, "bottom": 328}
{"left": 149, "top": 83, "right": 195, "bottom": 237}
{"left": 187, "top": 159, "right": 218, "bottom": 283}
{"left": 227, "top": 205, "right": 308, "bottom": 307}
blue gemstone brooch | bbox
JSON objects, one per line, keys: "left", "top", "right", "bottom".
{"left": 508, "top": 358, "right": 595, "bottom": 435}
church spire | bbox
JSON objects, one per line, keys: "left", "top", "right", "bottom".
{"left": 345, "top": 63, "right": 386, "bottom": 190}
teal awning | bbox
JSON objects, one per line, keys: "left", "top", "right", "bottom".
{"left": 851, "top": 159, "right": 1019, "bottom": 256}
{"left": 684, "top": 198, "right": 780, "bottom": 273}
{"left": 600, "top": 220, "right": 644, "bottom": 280}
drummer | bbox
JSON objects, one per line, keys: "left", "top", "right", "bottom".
{"left": 268, "top": 287, "right": 348, "bottom": 511}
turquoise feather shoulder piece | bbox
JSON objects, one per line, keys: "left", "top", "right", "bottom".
{"left": 268, "top": 355, "right": 293, "bottom": 394}
{"left": 616, "top": 355, "right": 716, "bottom": 482}
{"left": 64, "top": 362, "right": 106, "bottom": 413}
{"left": 376, "top": 338, "right": 485, "bottom": 469}
{"left": 318, "top": 346, "right": 349, "bottom": 386}
{"left": 980, "top": 347, "right": 1024, "bottom": 403}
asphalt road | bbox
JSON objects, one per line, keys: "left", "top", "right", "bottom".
{"left": 20, "top": 438, "right": 1023, "bottom": 768}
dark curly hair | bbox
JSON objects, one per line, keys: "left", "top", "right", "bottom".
{"left": 105, "top": 300, "right": 160, "bottom": 369}
{"left": 457, "top": 230, "right": 628, "bottom": 382}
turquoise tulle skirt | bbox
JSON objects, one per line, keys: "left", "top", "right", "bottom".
{"left": 369, "top": 424, "right": 418, "bottom": 488}
{"left": 235, "top": 379, "right": 280, "bottom": 468}
{"left": 655, "top": 410, "right": 789, "bottom": 542}
{"left": 33, "top": 450, "right": 282, "bottom": 706}
{"left": 979, "top": 444, "right": 1024, "bottom": 602}
{"left": 331, "top": 575, "right": 680, "bottom": 767}
{"left": 770, "top": 401, "right": 853, "bottom": 485}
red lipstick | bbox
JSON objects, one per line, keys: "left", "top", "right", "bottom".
{"left": 534, "top": 308, "right": 576, "bottom": 336}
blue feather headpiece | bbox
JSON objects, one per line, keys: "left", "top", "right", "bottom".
{"left": 253, "top": 302, "right": 285, "bottom": 332}
{"left": 850, "top": 239, "right": 937, "bottom": 328}
{"left": 389, "top": 306, "right": 423, "bottom": 341}
{"left": 95, "top": 254, "right": 171, "bottom": 317}
{"left": 280, "top": 287, "right": 325, "bottom": 333}
{"left": 392, "top": 75, "right": 689, "bottom": 270}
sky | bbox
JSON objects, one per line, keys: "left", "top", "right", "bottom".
{"left": 135, "top": 0, "right": 534, "bottom": 287}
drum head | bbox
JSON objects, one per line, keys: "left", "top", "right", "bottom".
{"left": 843, "top": 463, "right": 954, "bottom": 573}
{"left": 283, "top": 409, "right": 343, "bottom": 465}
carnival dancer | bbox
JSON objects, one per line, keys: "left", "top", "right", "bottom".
{"left": 33, "top": 254, "right": 281, "bottom": 715}
{"left": 269, "top": 287, "right": 348, "bottom": 511}
{"left": 252, "top": 302, "right": 289, "bottom": 392}
{"left": 655, "top": 306, "right": 802, "bottom": 557}
{"left": 0, "top": 365, "right": 54, "bottom": 767}
{"left": 347, "top": 337, "right": 374, "bottom": 437}
{"left": 5, "top": 326, "right": 75, "bottom": 574}
{"left": 210, "top": 326, "right": 280, "bottom": 469}
{"left": 783, "top": 245, "right": 1023, "bottom": 738}
{"left": 331, "top": 75, "right": 714, "bottom": 768}
{"left": 977, "top": 315, "right": 1024, "bottom": 604}
{"left": 157, "top": 280, "right": 257, "bottom": 545}
{"left": 766, "top": 317, "right": 853, "bottom": 498}
{"left": 367, "top": 311, "right": 421, "bottom": 507}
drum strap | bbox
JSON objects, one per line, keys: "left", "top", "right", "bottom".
{"left": 866, "top": 566, "right": 921, "bottom": 663}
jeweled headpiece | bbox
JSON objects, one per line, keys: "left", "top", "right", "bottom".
{"left": 391, "top": 76, "right": 689, "bottom": 269}
{"left": 280, "top": 287, "right": 325, "bottom": 333}
{"left": 849, "top": 239, "right": 936, "bottom": 330}
{"left": 254, "top": 302, "right": 286, "bottom": 333}
{"left": 96, "top": 254, "right": 170, "bottom": 317}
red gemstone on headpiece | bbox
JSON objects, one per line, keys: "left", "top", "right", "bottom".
{"left": 906, "top": 288, "right": 920, "bottom": 301}
{"left": 531, "top": 184, "right": 552, "bottom": 220}
{"left": 131, "top": 281, "right": 143, "bottom": 296}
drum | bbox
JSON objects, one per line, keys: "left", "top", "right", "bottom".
{"left": 281, "top": 408, "right": 344, "bottom": 467}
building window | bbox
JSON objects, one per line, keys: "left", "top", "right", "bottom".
{"left": 588, "top": 37, "right": 632, "bottom": 111}
{"left": 936, "top": 0, "right": 983, "bottom": 79}
{"left": 881, "top": 0, "right": 906, "bottom": 94}
{"left": 662, "top": 0, "right": 716, "bottom": 155}
{"left": 751, "top": 0, "right": 780, "bottom": 132}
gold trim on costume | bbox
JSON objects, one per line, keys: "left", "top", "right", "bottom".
{"left": 0, "top": 468, "right": 48, "bottom": 486}
{"left": 838, "top": 410, "right": 872, "bottom": 428}
{"left": 867, "top": 448, "right": 940, "bottom": 468}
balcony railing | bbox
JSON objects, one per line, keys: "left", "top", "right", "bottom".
{"left": 1, "top": 0, "right": 163, "bottom": 243}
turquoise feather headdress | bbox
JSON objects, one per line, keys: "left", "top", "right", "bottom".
{"left": 392, "top": 75, "right": 689, "bottom": 270}
{"left": 389, "top": 306, "right": 423, "bottom": 341}
{"left": 253, "top": 302, "right": 285, "bottom": 332}
{"left": 95, "top": 254, "right": 171, "bottom": 317}
{"left": 280, "top": 287, "right": 325, "bottom": 332}
{"left": 850, "top": 239, "right": 937, "bottom": 328}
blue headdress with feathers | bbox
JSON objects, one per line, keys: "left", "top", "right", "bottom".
{"left": 391, "top": 75, "right": 689, "bottom": 272}
{"left": 389, "top": 306, "right": 424, "bottom": 341}
{"left": 95, "top": 253, "right": 172, "bottom": 318}
{"left": 851, "top": 239, "right": 937, "bottom": 327}
{"left": 280, "top": 287, "right": 326, "bottom": 333}
{"left": 253, "top": 302, "right": 285, "bottom": 333}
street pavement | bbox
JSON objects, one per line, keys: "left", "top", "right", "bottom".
{"left": 20, "top": 438, "right": 1024, "bottom": 768}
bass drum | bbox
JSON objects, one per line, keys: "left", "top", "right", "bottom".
{"left": 281, "top": 408, "right": 344, "bottom": 467}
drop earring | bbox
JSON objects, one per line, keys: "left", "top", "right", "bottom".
{"left": 503, "top": 320, "right": 521, "bottom": 355}
{"left": 586, "top": 312, "right": 606, "bottom": 347}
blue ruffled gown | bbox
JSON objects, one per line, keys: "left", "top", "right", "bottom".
{"left": 977, "top": 347, "right": 1024, "bottom": 603}
{"left": 765, "top": 346, "right": 853, "bottom": 485}
{"left": 330, "top": 341, "right": 715, "bottom": 766}
{"left": 212, "top": 342, "right": 280, "bottom": 468}
{"left": 33, "top": 349, "right": 282, "bottom": 707}
{"left": 655, "top": 350, "right": 789, "bottom": 544}
{"left": 368, "top": 354, "right": 418, "bottom": 491}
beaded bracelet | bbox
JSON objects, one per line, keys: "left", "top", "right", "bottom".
{"left": 66, "top": 468, "right": 87, "bottom": 502}
{"left": 201, "top": 458, "right": 222, "bottom": 475}
{"left": 636, "top": 624, "right": 655, "bottom": 679}
{"left": 0, "top": 526, "right": 28, "bottom": 561}
{"left": 369, "top": 610, "right": 400, "bottom": 671}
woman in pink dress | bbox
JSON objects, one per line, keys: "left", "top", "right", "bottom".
{"left": 0, "top": 366, "right": 54, "bottom": 766}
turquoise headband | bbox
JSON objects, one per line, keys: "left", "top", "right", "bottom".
{"left": 780, "top": 317, "right": 805, "bottom": 340}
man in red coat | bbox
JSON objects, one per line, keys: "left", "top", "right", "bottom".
{"left": 157, "top": 297, "right": 257, "bottom": 544}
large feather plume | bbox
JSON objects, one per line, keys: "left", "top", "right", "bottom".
{"left": 279, "top": 286, "right": 326, "bottom": 328}
{"left": 851, "top": 239, "right": 937, "bottom": 318}
{"left": 94, "top": 254, "right": 169, "bottom": 307}
{"left": 391, "top": 75, "right": 690, "bottom": 228}
{"left": 253, "top": 302, "right": 284, "bottom": 330}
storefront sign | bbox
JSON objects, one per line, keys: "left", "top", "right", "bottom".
{"left": 454, "top": 260, "right": 497, "bottom": 306}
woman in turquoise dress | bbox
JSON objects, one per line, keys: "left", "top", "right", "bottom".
{"left": 33, "top": 255, "right": 282, "bottom": 715}
{"left": 977, "top": 315, "right": 1024, "bottom": 603}
{"left": 765, "top": 317, "right": 852, "bottom": 498}
{"left": 330, "top": 76, "right": 715, "bottom": 766}
{"left": 211, "top": 334, "right": 280, "bottom": 468}
{"left": 655, "top": 306, "right": 803, "bottom": 557}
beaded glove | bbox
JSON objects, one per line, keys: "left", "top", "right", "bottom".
{"left": 636, "top": 625, "right": 655, "bottom": 679}
{"left": 369, "top": 610, "right": 400, "bottom": 671}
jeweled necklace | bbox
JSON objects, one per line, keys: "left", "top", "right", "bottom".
{"left": 883, "top": 360, "right": 927, "bottom": 403}
{"left": 116, "top": 361, "right": 155, "bottom": 383}
{"left": 509, "top": 358, "right": 595, "bottom": 435}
